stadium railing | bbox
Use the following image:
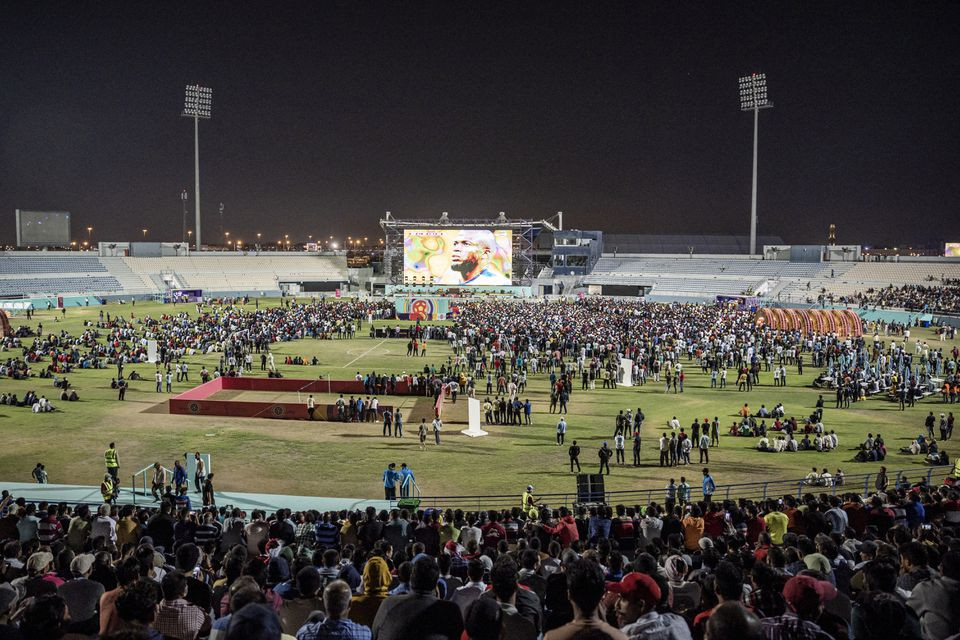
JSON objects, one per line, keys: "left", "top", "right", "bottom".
{"left": 414, "top": 467, "right": 953, "bottom": 511}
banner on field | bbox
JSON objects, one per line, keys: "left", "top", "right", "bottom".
{"left": 394, "top": 297, "right": 453, "bottom": 321}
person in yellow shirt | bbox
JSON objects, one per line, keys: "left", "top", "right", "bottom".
{"left": 681, "top": 505, "right": 705, "bottom": 552}
{"left": 522, "top": 485, "right": 540, "bottom": 519}
{"left": 116, "top": 505, "right": 140, "bottom": 548}
{"left": 104, "top": 443, "right": 119, "bottom": 484}
{"left": 763, "top": 499, "right": 789, "bottom": 545}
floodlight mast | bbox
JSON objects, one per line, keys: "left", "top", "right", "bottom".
{"left": 739, "top": 73, "right": 772, "bottom": 256}
{"left": 182, "top": 85, "right": 212, "bottom": 250}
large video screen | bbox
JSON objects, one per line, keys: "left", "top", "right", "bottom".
{"left": 15, "top": 210, "right": 71, "bottom": 246}
{"left": 404, "top": 229, "right": 512, "bottom": 286}
{"left": 945, "top": 243, "right": 960, "bottom": 257}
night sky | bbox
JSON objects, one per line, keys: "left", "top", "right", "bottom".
{"left": 1, "top": 2, "right": 958, "bottom": 247}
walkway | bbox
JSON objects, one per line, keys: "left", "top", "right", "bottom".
{"left": 0, "top": 482, "right": 392, "bottom": 513}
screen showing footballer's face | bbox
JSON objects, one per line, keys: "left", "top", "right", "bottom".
{"left": 404, "top": 229, "right": 511, "bottom": 285}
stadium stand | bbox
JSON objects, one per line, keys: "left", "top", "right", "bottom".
{"left": 0, "top": 252, "right": 349, "bottom": 298}
{"left": 0, "top": 255, "right": 107, "bottom": 274}
{"left": 0, "top": 276, "right": 120, "bottom": 296}
{"left": 603, "top": 233, "right": 784, "bottom": 254}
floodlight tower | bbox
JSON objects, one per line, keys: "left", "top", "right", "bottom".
{"left": 738, "top": 73, "right": 772, "bottom": 256}
{"left": 181, "top": 85, "right": 212, "bottom": 250}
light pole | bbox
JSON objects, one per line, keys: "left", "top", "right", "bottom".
{"left": 142, "top": 228, "right": 148, "bottom": 239}
{"left": 739, "top": 72, "right": 773, "bottom": 256}
{"left": 180, "top": 189, "right": 188, "bottom": 243}
{"left": 219, "top": 202, "right": 224, "bottom": 242}
{"left": 181, "top": 84, "right": 212, "bottom": 250}
{"left": 86, "top": 226, "right": 93, "bottom": 245}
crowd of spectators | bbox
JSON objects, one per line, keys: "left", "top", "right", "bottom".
{"left": 1, "top": 473, "right": 960, "bottom": 640}
{"left": 839, "top": 285, "right": 960, "bottom": 314}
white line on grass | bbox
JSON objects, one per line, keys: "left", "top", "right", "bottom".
{"left": 341, "top": 339, "right": 387, "bottom": 368}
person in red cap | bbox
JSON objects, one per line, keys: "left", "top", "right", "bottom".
{"left": 759, "top": 574, "right": 836, "bottom": 640}
{"left": 607, "top": 572, "right": 692, "bottom": 639}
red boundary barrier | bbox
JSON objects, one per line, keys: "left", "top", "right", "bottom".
{"left": 168, "top": 376, "right": 407, "bottom": 421}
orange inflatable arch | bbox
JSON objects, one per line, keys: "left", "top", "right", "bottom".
{"left": 754, "top": 308, "right": 863, "bottom": 337}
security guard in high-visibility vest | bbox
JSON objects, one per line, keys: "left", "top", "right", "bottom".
{"left": 104, "top": 443, "right": 119, "bottom": 483}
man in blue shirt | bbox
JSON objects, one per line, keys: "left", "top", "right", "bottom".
{"left": 382, "top": 463, "right": 398, "bottom": 500}
{"left": 903, "top": 492, "right": 926, "bottom": 529}
{"left": 174, "top": 486, "right": 192, "bottom": 511}
{"left": 297, "top": 580, "right": 371, "bottom": 640}
{"left": 702, "top": 467, "right": 716, "bottom": 503}
{"left": 398, "top": 463, "right": 415, "bottom": 498}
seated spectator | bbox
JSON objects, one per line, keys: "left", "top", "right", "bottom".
{"left": 370, "top": 556, "right": 464, "bottom": 640}
{"left": 279, "top": 567, "right": 324, "bottom": 635}
{"left": 296, "top": 579, "right": 371, "bottom": 640}
{"left": 544, "top": 559, "right": 627, "bottom": 639}
{"left": 155, "top": 571, "right": 211, "bottom": 640}
{"left": 607, "top": 571, "right": 689, "bottom": 639}
{"left": 349, "top": 556, "right": 391, "bottom": 628}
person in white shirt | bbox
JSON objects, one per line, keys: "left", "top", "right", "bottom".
{"left": 640, "top": 505, "right": 664, "bottom": 544}
{"left": 668, "top": 417, "right": 681, "bottom": 431}
{"left": 614, "top": 433, "right": 625, "bottom": 464}
{"left": 432, "top": 417, "right": 442, "bottom": 445}
{"left": 450, "top": 559, "right": 486, "bottom": 616}
{"left": 819, "top": 469, "right": 833, "bottom": 486}
{"left": 757, "top": 436, "right": 770, "bottom": 451}
{"left": 90, "top": 504, "right": 117, "bottom": 544}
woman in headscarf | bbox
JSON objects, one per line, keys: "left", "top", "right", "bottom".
{"left": 349, "top": 555, "right": 392, "bottom": 627}
{"left": 663, "top": 554, "right": 701, "bottom": 617}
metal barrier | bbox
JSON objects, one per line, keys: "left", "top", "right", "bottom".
{"left": 131, "top": 464, "right": 173, "bottom": 505}
{"left": 416, "top": 467, "right": 953, "bottom": 511}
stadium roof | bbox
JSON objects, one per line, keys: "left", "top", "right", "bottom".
{"left": 603, "top": 233, "right": 785, "bottom": 255}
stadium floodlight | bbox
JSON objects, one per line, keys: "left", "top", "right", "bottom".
{"left": 738, "top": 72, "right": 773, "bottom": 256}
{"left": 181, "top": 84, "right": 213, "bottom": 250}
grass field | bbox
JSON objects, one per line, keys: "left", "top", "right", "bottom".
{"left": 1, "top": 300, "right": 957, "bottom": 500}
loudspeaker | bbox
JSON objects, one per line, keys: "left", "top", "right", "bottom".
{"left": 576, "top": 473, "right": 605, "bottom": 504}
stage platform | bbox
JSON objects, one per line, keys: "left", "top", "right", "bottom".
{"left": 0, "top": 482, "right": 392, "bottom": 513}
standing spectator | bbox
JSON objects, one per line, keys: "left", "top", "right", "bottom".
{"left": 193, "top": 453, "right": 206, "bottom": 494}
{"left": 104, "top": 442, "right": 119, "bottom": 485}
{"left": 698, "top": 432, "right": 710, "bottom": 464}
{"left": 702, "top": 468, "right": 716, "bottom": 503}
{"left": 568, "top": 441, "right": 582, "bottom": 473}
{"left": 31, "top": 463, "right": 48, "bottom": 484}
{"left": 382, "top": 464, "right": 398, "bottom": 501}
{"left": 615, "top": 432, "right": 626, "bottom": 465}
{"left": 599, "top": 442, "right": 612, "bottom": 475}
